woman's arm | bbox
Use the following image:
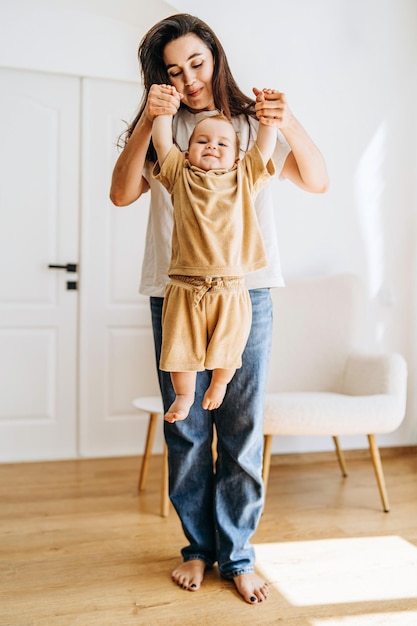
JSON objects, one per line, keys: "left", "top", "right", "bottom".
{"left": 110, "top": 114, "right": 152, "bottom": 206}
{"left": 110, "top": 84, "right": 182, "bottom": 207}
{"left": 253, "top": 88, "right": 329, "bottom": 193}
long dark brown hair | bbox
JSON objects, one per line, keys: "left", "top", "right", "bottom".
{"left": 119, "top": 13, "right": 256, "bottom": 161}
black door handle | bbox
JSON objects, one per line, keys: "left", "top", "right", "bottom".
{"left": 48, "top": 263, "right": 78, "bottom": 273}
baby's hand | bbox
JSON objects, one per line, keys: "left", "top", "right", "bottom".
{"left": 159, "top": 84, "right": 183, "bottom": 102}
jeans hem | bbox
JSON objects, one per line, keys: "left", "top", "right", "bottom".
{"left": 183, "top": 554, "right": 215, "bottom": 568}
{"left": 220, "top": 567, "right": 255, "bottom": 579}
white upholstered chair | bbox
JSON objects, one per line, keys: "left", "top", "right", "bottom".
{"left": 134, "top": 274, "right": 407, "bottom": 515}
{"left": 263, "top": 274, "right": 408, "bottom": 512}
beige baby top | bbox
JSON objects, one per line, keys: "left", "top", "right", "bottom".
{"left": 153, "top": 142, "right": 275, "bottom": 277}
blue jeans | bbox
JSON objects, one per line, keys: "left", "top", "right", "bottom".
{"left": 150, "top": 288, "right": 273, "bottom": 578}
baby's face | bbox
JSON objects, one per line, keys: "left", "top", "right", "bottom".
{"left": 187, "top": 118, "right": 238, "bottom": 171}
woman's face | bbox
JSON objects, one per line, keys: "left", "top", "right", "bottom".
{"left": 163, "top": 34, "right": 215, "bottom": 112}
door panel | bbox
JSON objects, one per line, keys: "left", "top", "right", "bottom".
{"left": 79, "top": 78, "right": 161, "bottom": 457}
{"left": 0, "top": 69, "right": 79, "bottom": 461}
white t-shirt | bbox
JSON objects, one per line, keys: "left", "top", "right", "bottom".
{"left": 140, "top": 108, "right": 291, "bottom": 297}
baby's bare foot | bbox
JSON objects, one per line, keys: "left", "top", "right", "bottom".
{"left": 171, "top": 559, "right": 206, "bottom": 591}
{"left": 202, "top": 382, "right": 227, "bottom": 411}
{"left": 164, "top": 394, "right": 194, "bottom": 423}
{"left": 233, "top": 572, "right": 270, "bottom": 604}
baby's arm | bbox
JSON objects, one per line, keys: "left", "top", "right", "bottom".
{"left": 253, "top": 88, "right": 279, "bottom": 164}
{"left": 152, "top": 115, "right": 174, "bottom": 166}
{"left": 152, "top": 85, "right": 182, "bottom": 166}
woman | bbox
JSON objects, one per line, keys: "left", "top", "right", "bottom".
{"left": 110, "top": 13, "right": 328, "bottom": 605}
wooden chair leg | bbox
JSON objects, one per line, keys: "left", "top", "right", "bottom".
{"left": 138, "top": 412, "right": 159, "bottom": 491}
{"left": 262, "top": 434, "right": 273, "bottom": 497}
{"left": 368, "top": 434, "right": 390, "bottom": 513}
{"left": 332, "top": 435, "right": 348, "bottom": 477}
{"left": 160, "top": 444, "right": 169, "bottom": 518}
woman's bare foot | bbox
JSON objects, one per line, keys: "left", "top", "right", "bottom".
{"left": 164, "top": 394, "right": 194, "bottom": 423}
{"left": 171, "top": 559, "right": 206, "bottom": 591}
{"left": 233, "top": 572, "right": 270, "bottom": 604}
{"left": 202, "top": 381, "right": 227, "bottom": 411}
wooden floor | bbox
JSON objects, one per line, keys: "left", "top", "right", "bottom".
{"left": 1, "top": 447, "right": 417, "bottom": 626}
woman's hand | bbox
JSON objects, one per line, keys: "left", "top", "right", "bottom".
{"left": 253, "top": 87, "right": 292, "bottom": 129}
{"left": 145, "top": 84, "right": 183, "bottom": 122}
{"left": 252, "top": 87, "right": 329, "bottom": 193}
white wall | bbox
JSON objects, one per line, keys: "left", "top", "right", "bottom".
{"left": 0, "top": 0, "right": 173, "bottom": 81}
{"left": 1, "top": 0, "right": 416, "bottom": 454}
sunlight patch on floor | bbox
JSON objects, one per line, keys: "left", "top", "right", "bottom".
{"left": 255, "top": 536, "right": 417, "bottom": 606}
{"left": 311, "top": 612, "right": 417, "bottom": 626}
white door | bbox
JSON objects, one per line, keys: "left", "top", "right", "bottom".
{"left": 0, "top": 68, "right": 80, "bottom": 461}
{"left": 79, "top": 78, "right": 161, "bottom": 457}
